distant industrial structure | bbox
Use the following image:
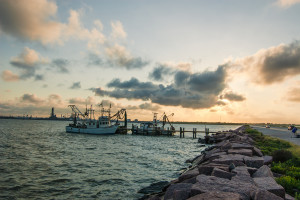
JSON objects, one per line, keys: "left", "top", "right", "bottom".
{"left": 49, "top": 107, "right": 57, "bottom": 119}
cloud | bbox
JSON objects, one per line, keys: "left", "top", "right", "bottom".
{"left": 69, "top": 96, "right": 96, "bottom": 105}
{"left": 0, "top": 0, "right": 62, "bottom": 44}
{"left": 92, "top": 65, "right": 233, "bottom": 109}
{"left": 1, "top": 70, "right": 19, "bottom": 82}
{"left": 10, "top": 47, "right": 48, "bottom": 80}
{"left": 276, "top": 0, "right": 300, "bottom": 8}
{"left": 220, "top": 91, "right": 246, "bottom": 101}
{"left": 51, "top": 59, "right": 69, "bottom": 73}
{"left": 70, "top": 82, "right": 81, "bottom": 89}
{"left": 110, "top": 21, "right": 127, "bottom": 39}
{"left": 139, "top": 103, "right": 161, "bottom": 111}
{"left": 149, "top": 62, "right": 192, "bottom": 81}
{"left": 286, "top": 87, "right": 300, "bottom": 102}
{"left": 0, "top": 93, "right": 68, "bottom": 116}
{"left": 34, "top": 74, "right": 44, "bottom": 81}
{"left": 235, "top": 41, "right": 300, "bottom": 85}
{"left": 149, "top": 64, "right": 174, "bottom": 81}
{"left": 105, "top": 44, "right": 149, "bottom": 69}
{"left": 21, "top": 94, "right": 44, "bottom": 104}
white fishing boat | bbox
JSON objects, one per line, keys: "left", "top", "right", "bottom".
{"left": 66, "top": 104, "right": 118, "bottom": 135}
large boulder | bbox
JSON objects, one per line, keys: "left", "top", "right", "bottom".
{"left": 231, "top": 143, "right": 254, "bottom": 150}
{"left": 263, "top": 155, "right": 273, "bottom": 165}
{"left": 212, "top": 154, "right": 245, "bottom": 166}
{"left": 228, "top": 149, "right": 253, "bottom": 157}
{"left": 231, "top": 166, "right": 254, "bottom": 184}
{"left": 211, "top": 168, "right": 235, "bottom": 180}
{"left": 198, "top": 163, "right": 229, "bottom": 175}
{"left": 179, "top": 167, "right": 200, "bottom": 182}
{"left": 253, "top": 177, "right": 285, "bottom": 198}
{"left": 253, "top": 147, "right": 263, "bottom": 157}
{"left": 252, "top": 165, "right": 274, "bottom": 178}
{"left": 250, "top": 189, "right": 284, "bottom": 200}
{"left": 164, "top": 183, "right": 193, "bottom": 200}
{"left": 187, "top": 191, "right": 241, "bottom": 200}
{"left": 244, "top": 156, "right": 264, "bottom": 168}
{"left": 191, "top": 174, "right": 257, "bottom": 200}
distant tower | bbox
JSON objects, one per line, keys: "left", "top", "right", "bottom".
{"left": 50, "top": 107, "right": 57, "bottom": 119}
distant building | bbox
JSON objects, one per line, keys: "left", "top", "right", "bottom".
{"left": 134, "top": 119, "right": 138, "bottom": 122}
{"left": 127, "top": 119, "right": 131, "bottom": 122}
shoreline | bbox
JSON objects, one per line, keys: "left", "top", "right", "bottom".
{"left": 143, "top": 125, "right": 294, "bottom": 200}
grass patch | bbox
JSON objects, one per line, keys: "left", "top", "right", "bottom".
{"left": 245, "top": 126, "right": 300, "bottom": 197}
{"left": 245, "top": 126, "right": 291, "bottom": 155}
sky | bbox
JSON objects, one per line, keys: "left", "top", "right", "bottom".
{"left": 1, "top": 0, "right": 300, "bottom": 123}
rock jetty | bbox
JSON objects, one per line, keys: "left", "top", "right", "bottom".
{"left": 146, "top": 126, "right": 294, "bottom": 200}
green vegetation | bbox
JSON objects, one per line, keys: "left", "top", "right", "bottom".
{"left": 245, "top": 127, "right": 291, "bottom": 155}
{"left": 245, "top": 126, "right": 300, "bottom": 198}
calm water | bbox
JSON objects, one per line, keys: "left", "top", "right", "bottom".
{"left": 0, "top": 119, "right": 239, "bottom": 199}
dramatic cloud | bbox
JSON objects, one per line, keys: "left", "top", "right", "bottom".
{"left": 92, "top": 65, "right": 233, "bottom": 109}
{"left": 10, "top": 47, "right": 48, "bottom": 80}
{"left": 149, "top": 62, "right": 192, "bottom": 81}
{"left": 220, "top": 91, "right": 246, "bottom": 102}
{"left": 235, "top": 41, "right": 300, "bottom": 85}
{"left": 1, "top": 70, "right": 19, "bottom": 82}
{"left": 276, "top": 0, "right": 300, "bottom": 8}
{"left": 149, "top": 65, "right": 174, "bottom": 81}
{"left": 286, "top": 87, "right": 300, "bottom": 102}
{"left": 52, "top": 59, "right": 69, "bottom": 73}
{"left": 105, "top": 44, "right": 149, "bottom": 69}
{"left": 70, "top": 82, "right": 81, "bottom": 89}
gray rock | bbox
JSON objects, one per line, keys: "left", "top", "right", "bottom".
{"left": 182, "top": 176, "right": 197, "bottom": 184}
{"left": 211, "top": 167, "right": 235, "bottom": 180}
{"left": 192, "top": 154, "right": 205, "bottom": 166}
{"left": 250, "top": 189, "right": 284, "bottom": 200}
{"left": 253, "top": 147, "right": 263, "bottom": 157}
{"left": 263, "top": 155, "right": 273, "bottom": 165}
{"left": 246, "top": 167, "right": 258, "bottom": 176}
{"left": 204, "top": 151, "right": 227, "bottom": 162}
{"left": 228, "top": 149, "right": 253, "bottom": 157}
{"left": 164, "top": 183, "right": 193, "bottom": 200}
{"left": 198, "top": 163, "right": 230, "bottom": 175}
{"left": 252, "top": 165, "right": 274, "bottom": 178}
{"left": 253, "top": 177, "right": 285, "bottom": 198}
{"left": 285, "top": 193, "right": 295, "bottom": 200}
{"left": 179, "top": 167, "right": 199, "bottom": 182}
{"left": 192, "top": 174, "right": 257, "bottom": 200}
{"left": 214, "top": 140, "right": 232, "bottom": 151}
{"left": 230, "top": 166, "right": 255, "bottom": 184}
{"left": 232, "top": 166, "right": 250, "bottom": 176}
{"left": 244, "top": 156, "right": 264, "bottom": 168}
{"left": 231, "top": 143, "right": 254, "bottom": 150}
{"left": 187, "top": 191, "right": 241, "bottom": 200}
{"left": 212, "top": 154, "right": 245, "bottom": 166}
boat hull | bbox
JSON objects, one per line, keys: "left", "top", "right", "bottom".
{"left": 66, "top": 125, "right": 118, "bottom": 135}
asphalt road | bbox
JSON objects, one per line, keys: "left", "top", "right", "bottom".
{"left": 251, "top": 125, "right": 300, "bottom": 146}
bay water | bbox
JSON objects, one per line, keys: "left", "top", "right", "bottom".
{"left": 0, "top": 119, "right": 239, "bottom": 199}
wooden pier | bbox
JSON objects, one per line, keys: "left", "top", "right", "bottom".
{"left": 117, "top": 126, "right": 220, "bottom": 139}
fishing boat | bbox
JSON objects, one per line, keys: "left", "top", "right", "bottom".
{"left": 66, "top": 104, "right": 119, "bottom": 135}
{"left": 132, "top": 113, "right": 175, "bottom": 136}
